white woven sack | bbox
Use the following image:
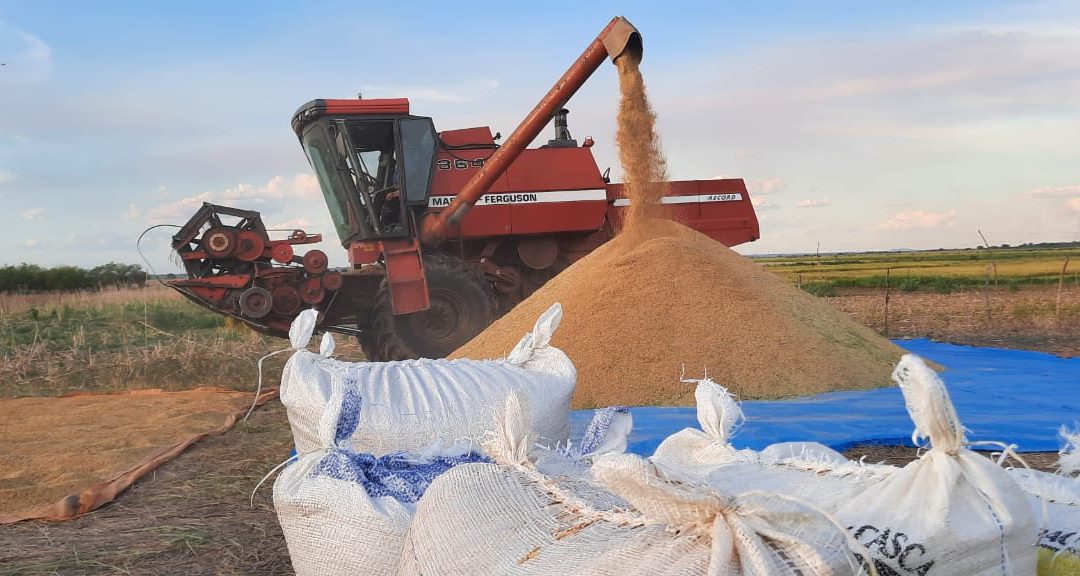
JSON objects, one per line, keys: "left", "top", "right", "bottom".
{"left": 278, "top": 310, "right": 341, "bottom": 456}
{"left": 650, "top": 377, "right": 754, "bottom": 477}
{"left": 274, "top": 382, "right": 487, "bottom": 576}
{"left": 273, "top": 382, "right": 411, "bottom": 576}
{"left": 399, "top": 394, "right": 867, "bottom": 576}
{"left": 759, "top": 442, "right": 849, "bottom": 466}
{"left": 650, "top": 379, "right": 892, "bottom": 510}
{"left": 1008, "top": 467, "right": 1080, "bottom": 574}
{"left": 1008, "top": 428, "right": 1080, "bottom": 574}
{"left": 279, "top": 303, "right": 575, "bottom": 456}
{"left": 274, "top": 455, "right": 412, "bottom": 576}
{"left": 1062, "top": 426, "right": 1080, "bottom": 477}
{"left": 834, "top": 354, "right": 1038, "bottom": 576}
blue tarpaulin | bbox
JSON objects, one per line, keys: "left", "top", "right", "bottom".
{"left": 569, "top": 339, "right": 1080, "bottom": 455}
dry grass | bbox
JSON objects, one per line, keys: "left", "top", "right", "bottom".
{"left": 0, "top": 285, "right": 365, "bottom": 398}
{"left": 826, "top": 284, "right": 1080, "bottom": 357}
{"left": 0, "top": 285, "right": 179, "bottom": 316}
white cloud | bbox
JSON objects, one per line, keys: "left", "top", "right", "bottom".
{"left": 24, "top": 238, "right": 40, "bottom": 248}
{"left": 877, "top": 209, "right": 957, "bottom": 230}
{"left": 715, "top": 176, "right": 786, "bottom": 196}
{"left": 797, "top": 198, "right": 831, "bottom": 208}
{"left": 0, "top": 24, "right": 52, "bottom": 81}
{"left": 360, "top": 79, "right": 500, "bottom": 103}
{"left": 270, "top": 217, "right": 311, "bottom": 230}
{"left": 146, "top": 191, "right": 213, "bottom": 222}
{"left": 146, "top": 172, "right": 319, "bottom": 222}
{"left": 1066, "top": 197, "right": 1080, "bottom": 213}
{"left": 263, "top": 173, "right": 319, "bottom": 199}
{"left": 1023, "top": 185, "right": 1080, "bottom": 199}
{"left": 21, "top": 207, "right": 45, "bottom": 220}
{"left": 0, "top": 169, "right": 14, "bottom": 185}
{"left": 751, "top": 196, "right": 780, "bottom": 211}
{"left": 221, "top": 183, "right": 257, "bottom": 200}
{"left": 291, "top": 173, "right": 319, "bottom": 197}
{"left": 122, "top": 203, "right": 140, "bottom": 220}
{"left": 750, "top": 178, "right": 785, "bottom": 195}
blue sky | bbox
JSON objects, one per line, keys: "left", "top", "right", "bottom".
{"left": 2, "top": 0, "right": 1079, "bottom": 272}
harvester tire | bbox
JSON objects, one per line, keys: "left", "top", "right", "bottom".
{"left": 361, "top": 253, "right": 496, "bottom": 361}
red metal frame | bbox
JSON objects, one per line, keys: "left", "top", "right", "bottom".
{"left": 323, "top": 98, "right": 410, "bottom": 116}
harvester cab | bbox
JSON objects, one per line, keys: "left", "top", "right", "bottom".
{"left": 291, "top": 99, "right": 437, "bottom": 244}
{"left": 165, "top": 16, "right": 761, "bottom": 361}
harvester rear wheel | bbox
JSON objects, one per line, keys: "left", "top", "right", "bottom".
{"left": 361, "top": 254, "right": 496, "bottom": 361}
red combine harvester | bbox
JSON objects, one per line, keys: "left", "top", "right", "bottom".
{"left": 166, "top": 17, "right": 759, "bottom": 360}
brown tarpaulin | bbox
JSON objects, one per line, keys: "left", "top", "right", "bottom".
{"left": 0, "top": 387, "right": 278, "bottom": 523}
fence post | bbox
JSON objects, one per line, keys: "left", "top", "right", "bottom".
{"left": 1058, "top": 257, "right": 1070, "bottom": 324}
{"left": 884, "top": 267, "right": 891, "bottom": 337}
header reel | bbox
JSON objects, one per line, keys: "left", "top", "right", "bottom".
{"left": 167, "top": 203, "right": 341, "bottom": 336}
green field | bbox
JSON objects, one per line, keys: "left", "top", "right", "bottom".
{"left": 752, "top": 245, "right": 1079, "bottom": 294}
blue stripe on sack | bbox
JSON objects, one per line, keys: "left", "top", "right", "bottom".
{"left": 334, "top": 384, "right": 363, "bottom": 445}
{"left": 312, "top": 379, "right": 491, "bottom": 503}
{"left": 579, "top": 406, "right": 629, "bottom": 456}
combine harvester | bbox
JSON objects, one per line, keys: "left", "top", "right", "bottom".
{"left": 166, "top": 17, "right": 760, "bottom": 360}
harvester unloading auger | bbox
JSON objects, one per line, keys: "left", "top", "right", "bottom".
{"left": 166, "top": 16, "right": 760, "bottom": 360}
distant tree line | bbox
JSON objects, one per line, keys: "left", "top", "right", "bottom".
{"left": 0, "top": 262, "right": 146, "bottom": 292}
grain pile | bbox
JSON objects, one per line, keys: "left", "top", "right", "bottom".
{"left": 453, "top": 56, "right": 906, "bottom": 408}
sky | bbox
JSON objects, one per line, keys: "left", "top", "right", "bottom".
{"left": 1, "top": 0, "right": 1079, "bottom": 273}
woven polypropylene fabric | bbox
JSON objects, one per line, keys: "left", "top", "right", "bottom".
{"left": 401, "top": 462, "right": 713, "bottom": 575}
{"left": 401, "top": 459, "right": 864, "bottom": 576}
{"left": 1008, "top": 468, "right": 1080, "bottom": 574}
{"left": 275, "top": 366, "right": 495, "bottom": 576}
{"left": 829, "top": 356, "right": 1037, "bottom": 576}
{"left": 279, "top": 304, "right": 576, "bottom": 457}
{"left": 274, "top": 455, "right": 414, "bottom": 576}
{"left": 647, "top": 356, "right": 1040, "bottom": 575}
{"left": 400, "top": 391, "right": 863, "bottom": 575}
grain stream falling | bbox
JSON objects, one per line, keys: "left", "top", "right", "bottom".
{"left": 615, "top": 55, "right": 668, "bottom": 231}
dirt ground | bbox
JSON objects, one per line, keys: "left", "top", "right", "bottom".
{"left": 1, "top": 286, "right": 1074, "bottom": 575}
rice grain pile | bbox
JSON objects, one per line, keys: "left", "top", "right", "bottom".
{"left": 453, "top": 55, "right": 905, "bottom": 408}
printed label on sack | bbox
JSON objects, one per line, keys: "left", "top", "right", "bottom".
{"left": 850, "top": 525, "right": 935, "bottom": 576}
{"left": 1039, "top": 528, "right": 1079, "bottom": 554}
